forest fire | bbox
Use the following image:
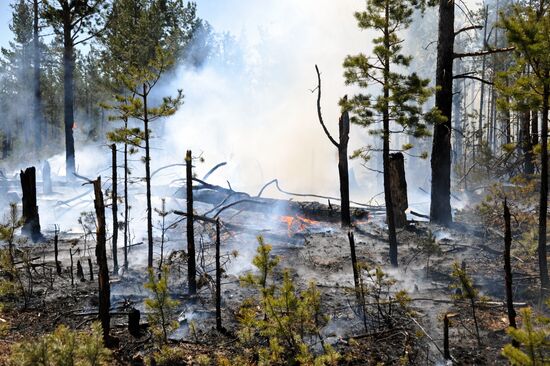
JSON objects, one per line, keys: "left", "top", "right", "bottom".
{"left": 279, "top": 214, "right": 320, "bottom": 236}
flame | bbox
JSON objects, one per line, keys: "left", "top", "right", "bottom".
{"left": 72, "top": 122, "right": 78, "bottom": 129}
{"left": 279, "top": 215, "right": 319, "bottom": 236}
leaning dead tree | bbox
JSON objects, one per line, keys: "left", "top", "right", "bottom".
{"left": 186, "top": 150, "right": 197, "bottom": 295}
{"left": 93, "top": 177, "right": 111, "bottom": 343}
{"left": 20, "top": 167, "right": 42, "bottom": 241}
{"left": 315, "top": 65, "right": 351, "bottom": 227}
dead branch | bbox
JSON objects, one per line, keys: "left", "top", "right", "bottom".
{"left": 203, "top": 162, "right": 227, "bottom": 180}
{"left": 314, "top": 65, "right": 339, "bottom": 148}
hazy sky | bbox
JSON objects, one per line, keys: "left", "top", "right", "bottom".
{"left": 0, "top": 1, "right": 12, "bottom": 49}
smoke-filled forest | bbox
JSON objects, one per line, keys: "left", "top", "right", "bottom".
{"left": 1, "top": 0, "right": 550, "bottom": 364}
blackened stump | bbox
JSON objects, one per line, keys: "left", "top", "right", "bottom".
{"left": 20, "top": 167, "right": 42, "bottom": 241}
{"left": 128, "top": 308, "right": 141, "bottom": 337}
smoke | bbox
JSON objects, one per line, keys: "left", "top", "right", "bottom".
{"left": 158, "top": 0, "right": 380, "bottom": 201}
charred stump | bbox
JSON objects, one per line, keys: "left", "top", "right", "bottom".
{"left": 20, "top": 167, "right": 42, "bottom": 241}
{"left": 42, "top": 160, "right": 52, "bottom": 195}
{"left": 388, "top": 153, "right": 408, "bottom": 228}
{"left": 76, "top": 260, "right": 84, "bottom": 281}
{"left": 93, "top": 177, "right": 111, "bottom": 343}
{"left": 69, "top": 248, "right": 75, "bottom": 286}
{"left": 111, "top": 144, "right": 119, "bottom": 274}
{"left": 444, "top": 313, "right": 450, "bottom": 360}
{"left": 88, "top": 257, "right": 94, "bottom": 281}
{"left": 186, "top": 150, "right": 197, "bottom": 295}
{"left": 128, "top": 308, "right": 141, "bottom": 337}
{"left": 54, "top": 225, "right": 61, "bottom": 275}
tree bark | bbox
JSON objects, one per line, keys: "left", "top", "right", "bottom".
{"left": 123, "top": 119, "right": 129, "bottom": 270}
{"left": 20, "top": 167, "right": 41, "bottom": 241}
{"left": 111, "top": 144, "right": 119, "bottom": 274}
{"left": 348, "top": 231, "right": 360, "bottom": 304}
{"left": 339, "top": 108, "right": 351, "bottom": 227}
{"left": 186, "top": 150, "right": 197, "bottom": 294}
{"left": 521, "top": 110, "right": 534, "bottom": 175}
{"left": 93, "top": 177, "right": 111, "bottom": 343}
{"left": 444, "top": 313, "right": 450, "bottom": 360}
{"left": 430, "top": 0, "right": 454, "bottom": 226}
{"left": 388, "top": 153, "right": 408, "bottom": 228}
{"left": 538, "top": 82, "right": 549, "bottom": 291}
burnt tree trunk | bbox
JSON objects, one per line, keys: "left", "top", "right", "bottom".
{"left": 348, "top": 231, "right": 360, "bottom": 304}
{"left": 383, "top": 2, "right": 398, "bottom": 267}
{"left": 54, "top": 225, "right": 61, "bottom": 275}
{"left": 69, "top": 248, "right": 74, "bottom": 287}
{"left": 503, "top": 199, "right": 517, "bottom": 331}
{"left": 339, "top": 107, "right": 351, "bottom": 227}
{"left": 123, "top": 119, "right": 129, "bottom": 270}
{"left": 128, "top": 308, "right": 141, "bottom": 337}
{"left": 314, "top": 66, "right": 351, "bottom": 227}
{"left": 111, "top": 144, "right": 119, "bottom": 274}
{"left": 186, "top": 150, "right": 197, "bottom": 295}
{"left": 538, "top": 82, "right": 550, "bottom": 291}
{"left": 20, "top": 167, "right": 41, "bottom": 241}
{"left": 388, "top": 153, "right": 408, "bottom": 228}
{"left": 444, "top": 313, "right": 450, "bottom": 360}
{"left": 430, "top": 0, "right": 454, "bottom": 226}
{"left": 77, "top": 260, "right": 84, "bottom": 281}
{"left": 215, "top": 219, "right": 222, "bottom": 331}
{"left": 62, "top": 7, "right": 75, "bottom": 177}
{"left": 88, "top": 257, "right": 94, "bottom": 281}
{"left": 94, "top": 177, "right": 111, "bottom": 343}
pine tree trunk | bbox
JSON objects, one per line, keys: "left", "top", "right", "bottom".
{"left": 93, "top": 177, "right": 111, "bottom": 343}
{"left": 538, "top": 82, "right": 549, "bottom": 291}
{"left": 143, "top": 84, "right": 153, "bottom": 269}
{"left": 383, "top": 0, "right": 398, "bottom": 267}
{"left": 62, "top": 10, "right": 75, "bottom": 177}
{"left": 111, "top": 144, "right": 119, "bottom": 274}
{"left": 521, "top": 110, "right": 534, "bottom": 174}
{"left": 33, "top": 0, "right": 43, "bottom": 149}
{"left": 389, "top": 153, "right": 408, "bottom": 228}
{"left": 430, "top": 0, "right": 454, "bottom": 226}
{"left": 186, "top": 150, "right": 197, "bottom": 294}
{"left": 215, "top": 219, "right": 222, "bottom": 331}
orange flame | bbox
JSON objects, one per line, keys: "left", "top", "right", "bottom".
{"left": 279, "top": 215, "right": 319, "bottom": 236}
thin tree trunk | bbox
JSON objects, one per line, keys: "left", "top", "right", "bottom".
{"left": 477, "top": 7, "right": 489, "bottom": 150}
{"left": 215, "top": 219, "right": 222, "bottom": 331}
{"left": 33, "top": 0, "right": 43, "bottom": 149}
{"left": 111, "top": 144, "right": 119, "bottom": 274}
{"left": 186, "top": 150, "right": 197, "bottom": 294}
{"left": 93, "top": 177, "right": 111, "bottom": 343}
{"left": 430, "top": 0, "right": 454, "bottom": 226}
{"left": 143, "top": 84, "right": 153, "bottom": 269}
{"left": 503, "top": 199, "right": 517, "bottom": 331}
{"left": 521, "top": 109, "right": 534, "bottom": 174}
{"left": 348, "top": 231, "right": 360, "bottom": 303}
{"left": 538, "top": 82, "right": 549, "bottom": 291}
{"left": 124, "top": 119, "right": 129, "bottom": 270}
{"left": 383, "top": 0, "right": 398, "bottom": 267}
{"left": 62, "top": 10, "right": 75, "bottom": 177}
{"left": 339, "top": 108, "right": 351, "bottom": 227}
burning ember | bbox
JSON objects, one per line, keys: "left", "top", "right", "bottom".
{"left": 279, "top": 214, "right": 320, "bottom": 236}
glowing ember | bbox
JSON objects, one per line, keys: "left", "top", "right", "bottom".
{"left": 279, "top": 215, "right": 320, "bottom": 236}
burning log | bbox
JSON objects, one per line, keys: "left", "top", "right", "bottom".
{"left": 388, "top": 153, "right": 408, "bottom": 228}
{"left": 186, "top": 150, "right": 197, "bottom": 295}
{"left": 42, "top": 160, "right": 52, "bottom": 195}
{"left": 93, "top": 176, "right": 111, "bottom": 343}
{"left": 20, "top": 167, "right": 42, "bottom": 241}
{"left": 111, "top": 144, "right": 119, "bottom": 274}
{"left": 128, "top": 308, "right": 141, "bottom": 337}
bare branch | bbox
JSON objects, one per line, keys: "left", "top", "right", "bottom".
{"left": 454, "top": 47, "right": 515, "bottom": 59}
{"left": 314, "top": 65, "right": 339, "bottom": 148}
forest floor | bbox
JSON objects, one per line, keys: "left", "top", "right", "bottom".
{"left": 0, "top": 185, "right": 543, "bottom": 365}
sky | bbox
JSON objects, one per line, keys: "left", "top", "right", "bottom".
{"left": 0, "top": 1, "right": 12, "bottom": 49}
